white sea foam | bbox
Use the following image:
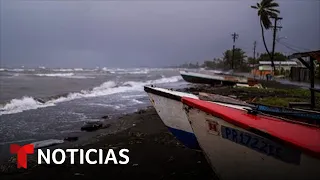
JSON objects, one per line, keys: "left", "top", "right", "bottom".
{"left": 0, "top": 97, "right": 55, "bottom": 115}
{"left": 0, "top": 68, "right": 6, "bottom": 71}
{"left": 0, "top": 76, "right": 182, "bottom": 115}
{"left": 101, "top": 67, "right": 109, "bottom": 71}
{"left": 35, "top": 73, "right": 74, "bottom": 77}
{"left": 131, "top": 99, "right": 143, "bottom": 104}
{"left": 105, "top": 68, "right": 150, "bottom": 75}
{"left": 73, "top": 68, "right": 84, "bottom": 71}
{"left": 34, "top": 73, "right": 92, "bottom": 79}
{"left": 118, "top": 70, "right": 150, "bottom": 75}
{"left": 122, "top": 94, "right": 147, "bottom": 99}
{"left": 52, "top": 69, "right": 74, "bottom": 72}
{"left": 127, "top": 69, "right": 149, "bottom": 74}
{"left": 7, "top": 69, "right": 24, "bottom": 72}
{"left": 88, "top": 103, "right": 124, "bottom": 109}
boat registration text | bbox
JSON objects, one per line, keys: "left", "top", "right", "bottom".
{"left": 221, "top": 125, "right": 301, "bottom": 164}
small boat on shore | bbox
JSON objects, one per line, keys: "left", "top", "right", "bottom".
{"left": 182, "top": 97, "right": 320, "bottom": 180}
{"left": 144, "top": 86, "right": 250, "bottom": 150}
{"left": 144, "top": 85, "right": 200, "bottom": 149}
{"left": 180, "top": 70, "right": 249, "bottom": 86}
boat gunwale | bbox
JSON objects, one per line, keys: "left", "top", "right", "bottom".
{"left": 144, "top": 86, "right": 196, "bottom": 102}
{"left": 182, "top": 97, "right": 320, "bottom": 160}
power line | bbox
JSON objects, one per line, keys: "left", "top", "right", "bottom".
{"left": 276, "top": 41, "right": 301, "bottom": 53}
{"left": 278, "top": 40, "right": 311, "bottom": 51}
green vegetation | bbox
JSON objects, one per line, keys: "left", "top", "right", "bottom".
{"left": 258, "top": 52, "right": 287, "bottom": 62}
{"left": 234, "top": 87, "right": 320, "bottom": 107}
{"left": 254, "top": 97, "right": 306, "bottom": 107}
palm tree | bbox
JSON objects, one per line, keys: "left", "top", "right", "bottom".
{"left": 251, "top": 0, "right": 280, "bottom": 72}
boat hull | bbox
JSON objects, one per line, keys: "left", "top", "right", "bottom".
{"left": 180, "top": 71, "right": 241, "bottom": 86}
{"left": 180, "top": 73, "right": 224, "bottom": 85}
{"left": 144, "top": 86, "right": 200, "bottom": 149}
{"left": 184, "top": 105, "right": 320, "bottom": 180}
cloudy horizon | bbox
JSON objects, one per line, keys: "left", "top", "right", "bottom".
{"left": 1, "top": 0, "right": 319, "bottom": 68}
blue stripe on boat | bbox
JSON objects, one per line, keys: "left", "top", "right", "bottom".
{"left": 256, "top": 105, "right": 320, "bottom": 120}
{"left": 166, "top": 127, "right": 200, "bottom": 150}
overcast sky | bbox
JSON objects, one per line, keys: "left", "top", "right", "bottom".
{"left": 1, "top": 0, "right": 319, "bottom": 68}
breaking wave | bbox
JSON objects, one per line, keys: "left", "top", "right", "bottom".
{"left": 52, "top": 69, "right": 74, "bottom": 72}
{"left": 131, "top": 99, "right": 143, "bottom": 104}
{"left": 0, "top": 97, "right": 55, "bottom": 115}
{"left": 6, "top": 69, "right": 25, "bottom": 72}
{"left": 0, "top": 75, "right": 182, "bottom": 115}
{"left": 73, "top": 68, "right": 84, "bottom": 71}
{"left": 34, "top": 73, "right": 93, "bottom": 79}
{"left": 35, "top": 73, "right": 74, "bottom": 77}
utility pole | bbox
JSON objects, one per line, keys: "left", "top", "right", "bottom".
{"left": 253, "top": 41, "right": 257, "bottom": 61}
{"left": 270, "top": 16, "right": 283, "bottom": 72}
{"left": 231, "top": 32, "right": 239, "bottom": 69}
{"left": 253, "top": 41, "right": 257, "bottom": 76}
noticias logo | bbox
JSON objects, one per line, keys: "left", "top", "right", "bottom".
{"left": 10, "top": 144, "right": 130, "bottom": 169}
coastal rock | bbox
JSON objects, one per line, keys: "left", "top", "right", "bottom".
{"left": 101, "top": 115, "right": 109, "bottom": 119}
{"left": 101, "top": 123, "right": 111, "bottom": 129}
{"left": 34, "top": 98, "right": 46, "bottom": 104}
{"left": 81, "top": 121, "right": 103, "bottom": 132}
{"left": 136, "top": 109, "right": 146, "bottom": 114}
{"left": 64, "top": 136, "right": 79, "bottom": 142}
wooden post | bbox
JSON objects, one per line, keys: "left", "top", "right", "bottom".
{"left": 310, "top": 56, "right": 315, "bottom": 108}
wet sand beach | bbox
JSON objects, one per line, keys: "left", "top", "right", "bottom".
{"left": 0, "top": 107, "right": 216, "bottom": 180}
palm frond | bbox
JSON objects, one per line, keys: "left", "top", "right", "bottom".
{"left": 261, "top": 0, "right": 272, "bottom": 7}
{"left": 251, "top": 5, "right": 258, "bottom": 9}
{"left": 266, "top": 11, "right": 278, "bottom": 18}
{"left": 265, "top": 2, "right": 279, "bottom": 8}
{"left": 268, "top": 8, "right": 280, "bottom": 13}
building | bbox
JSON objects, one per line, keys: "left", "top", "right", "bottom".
{"left": 251, "top": 60, "right": 299, "bottom": 77}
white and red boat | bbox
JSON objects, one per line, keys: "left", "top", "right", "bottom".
{"left": 180, "top": 70, "right": 250, "bottom": 86}
{"left": 144, "top": 86, "right": 251, "bottom": 150}
{"left": 182, "top": 97, "right": 320, "bottom": 180}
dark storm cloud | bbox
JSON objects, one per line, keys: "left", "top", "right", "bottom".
{"left": 0, "top": 0, "right": 319, "bottom": 68}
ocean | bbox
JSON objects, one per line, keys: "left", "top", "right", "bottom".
{"left": 0, "top": 67, "right": 189, "bottom": 161}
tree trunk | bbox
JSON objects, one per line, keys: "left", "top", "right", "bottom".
{"left": 260, "top": 20, "right": 275, "bottom": 73}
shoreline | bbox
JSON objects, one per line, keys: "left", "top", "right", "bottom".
{"left": 0, "top": 106, "right": 216, "bottom": 179}
{"left": 1, "top": 80, "right": 317, "bottom": 179}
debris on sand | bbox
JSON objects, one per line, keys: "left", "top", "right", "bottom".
{"left": 101, "top": 115, "right": 109, "bottom": 119}
{"left": 64, "top": 136, "right": 79, "bottom": 142}
{"left": 81, "top": 121, "right": 111, "bottom": 132}
{"left": 81, "top": 121, "right": 103, "bottom": 132}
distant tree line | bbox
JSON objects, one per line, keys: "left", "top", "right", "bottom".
{"left": 176, "top": 48, "right": 288, "bottom": 72}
